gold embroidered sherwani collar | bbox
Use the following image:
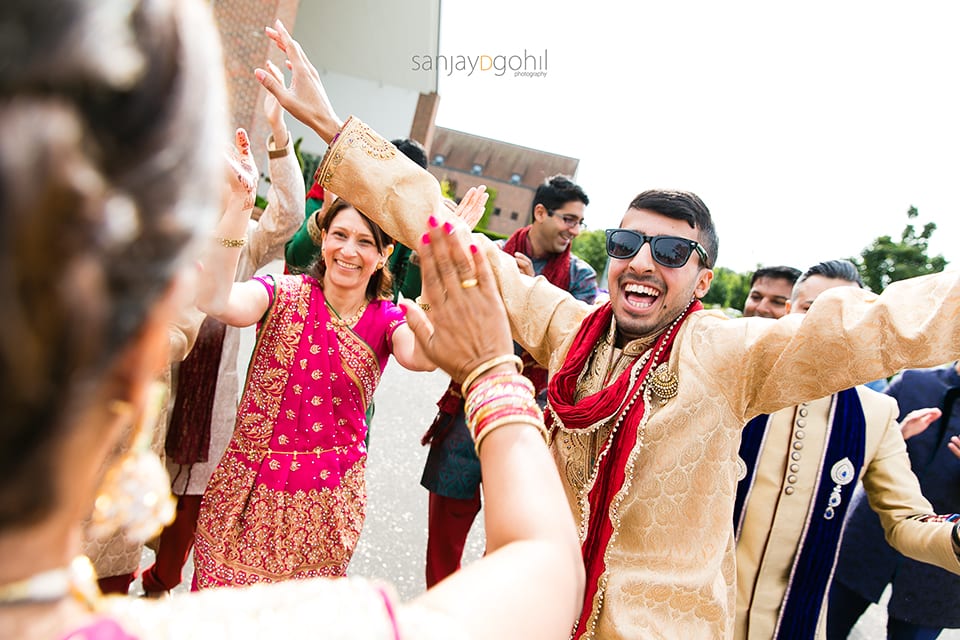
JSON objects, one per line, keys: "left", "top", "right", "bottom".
{"left": 578, "top": 319, "right": 657, "bottom": 399}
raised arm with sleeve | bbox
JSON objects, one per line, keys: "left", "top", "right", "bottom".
{"left": 255, "top": 21, "right": 960, "bottom": 412}
{"left": 195, "top": 129, "right": 271, "bottom": 327}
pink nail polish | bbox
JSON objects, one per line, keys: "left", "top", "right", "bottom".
{"left": 443, "top": 221, "right": 454, "bottom": 234}
{"left": 421, "top": 233, "right": 430, "bottom": 245}
{"left": 470, "top": 244, "right": 478, "bottom": 255}
{"left": 428, "top": 216, "right": 438, "bottom": 228}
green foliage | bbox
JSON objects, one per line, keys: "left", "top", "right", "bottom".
{"left": 701, "top": 266, "right": 752, "bottom": 312}
{"left": 476, "top": 186, "right": 498, "bottom": 231}
{"left": 299, "top": 143, "right": 322, "bottom": 189}
{"left": 439, "top": 179, "right": 456, "bottom": 201}
{"left": 853, "top": 206, "right": 948, "bottom": 293}
{"left": 571, "top": 229, "right": 609, "bottom": 275}
{"left": 478, "top": 228, "right": 508, "bottom": 241}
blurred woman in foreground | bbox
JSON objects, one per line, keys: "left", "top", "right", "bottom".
{"left": 0, "top": 0, "right": 582, "bottom": 638}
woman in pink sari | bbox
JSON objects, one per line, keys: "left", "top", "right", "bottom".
{"left": 192, "top": 142, "right": 462, "bottom": 587}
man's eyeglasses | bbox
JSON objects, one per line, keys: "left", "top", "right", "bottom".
{"left": 605, "top": 229, "right": 709, "bottom": 268}
{"left": 547, "top": 209, "right": 586, "bottom": 230}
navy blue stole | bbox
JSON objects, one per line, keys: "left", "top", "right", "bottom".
{"left": 735, "top": 389, "right": 866, "bottom": 640}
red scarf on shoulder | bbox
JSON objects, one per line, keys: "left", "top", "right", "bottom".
{"left": 502, "top": 225, "right": 571, "bottom": 292}
{"left": 503, "top": 224, "right": 571, "bottom": 393}
{"left": 548, "top": 300, "right": 701, "bottom": 638}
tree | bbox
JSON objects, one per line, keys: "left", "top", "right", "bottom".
{"left": 700, "top": 266, "right": 751, "bottom": 312}
{"left": 854, "top": 206, "right": 948, "bottom": 293}
{"left": 572, "top": 229, "right": 608, "bottom": 275}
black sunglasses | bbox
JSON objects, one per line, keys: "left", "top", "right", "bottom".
{"left": 605, "top": 229, "right": 709, "bottom": 268}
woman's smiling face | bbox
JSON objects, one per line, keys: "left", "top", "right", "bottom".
{"left": 321, "top": 206, "right": 387, "bottom": 292}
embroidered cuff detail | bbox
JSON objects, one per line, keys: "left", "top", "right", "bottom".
{"left": 314, "top": 116, "right": 397, "bottom": 188}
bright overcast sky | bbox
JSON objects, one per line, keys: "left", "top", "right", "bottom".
{"left": 433, "top": 1, "right": 959, "bottom": 274}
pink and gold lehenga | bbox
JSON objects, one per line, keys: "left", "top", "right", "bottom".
{"left": 193, "top": 274, "right": 404, "bottom": 588}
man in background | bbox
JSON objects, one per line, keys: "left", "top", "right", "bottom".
{"left": 742, "top": 265, "right": 801, "bottom": 319}
{"left": 733, "top": 260, "right": 958, "bottom": 639}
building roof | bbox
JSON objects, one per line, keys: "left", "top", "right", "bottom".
{"left": 430, "top": 127, "right": 579, "bottom": 188}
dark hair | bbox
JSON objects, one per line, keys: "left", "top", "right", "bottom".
{"left": 0, "top": 0, "right": 226, "bottom": 529}
{"left": 750, "top": 265, "right": 802, "bottom": 287}
{"left": 795, "top": 259, "right": 864, "bottom": 290}
{"left": 310, "top": 199, "right": 395, "bottom": 300}
{"left": 390, "top": 138, "right": 428, "bottom": 169}
{"left": 532, "top": 174, "right": 589, "bottom": 214}
{"left": 628, "top": 189, "right": 718, "bottom": 269}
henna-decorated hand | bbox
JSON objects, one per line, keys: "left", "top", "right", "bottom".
{"left": 224, "top": 128, "right": 258, "bottom": 211}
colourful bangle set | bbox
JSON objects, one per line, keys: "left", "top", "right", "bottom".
{"left": 465, "top": 371, "right": 548, "bottom": 455}
{"left": 460, "top": 354, "right": 523, "bottom": 394}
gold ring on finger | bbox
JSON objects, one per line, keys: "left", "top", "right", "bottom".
{"left": 460, "top": 278, "right": 479, "bottom": 289}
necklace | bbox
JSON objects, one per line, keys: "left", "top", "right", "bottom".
{"left": 326, "top": 299, "right": 368, "bottom": 328}
{"left": 0, "top": 556, "right": 99, "bottom": 609}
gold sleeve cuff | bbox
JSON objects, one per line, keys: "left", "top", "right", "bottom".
{"left": 314, "top": 116, "right": 397, "bottom": 186}
{"left": 307, "top": 211, "right": 323, "bottom": 247}
{"left": 314, "top": 116, "right": 444, "bottom": 251}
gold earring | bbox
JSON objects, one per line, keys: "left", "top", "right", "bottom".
{"left": 90, "top": 382, "right": 176, "bottom": 544}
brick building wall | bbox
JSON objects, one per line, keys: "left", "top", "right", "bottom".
{"left": 212, "top": 0, "right": 300, "bottom": 170}
{"left": 427, "top": 127, "right": 580, "bottom": 236}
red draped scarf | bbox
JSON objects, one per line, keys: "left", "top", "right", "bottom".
{"left": 547, "top": 300, "right": 702, "bottom": 638}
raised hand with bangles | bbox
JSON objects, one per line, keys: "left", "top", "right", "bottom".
{"left": 397, "top": 213, "right": 584, "bottom": 640}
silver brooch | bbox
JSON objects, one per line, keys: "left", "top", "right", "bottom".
{"left": 824, "top": 457, "right": 855, "bottom": 520}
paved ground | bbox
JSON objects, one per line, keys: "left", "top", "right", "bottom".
{"left": 136, "top": 359, "right": 957, "bottom": 637}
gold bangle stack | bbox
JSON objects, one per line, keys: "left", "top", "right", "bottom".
{"left": 460, "top": 354, "right": 523, "bottom": 394}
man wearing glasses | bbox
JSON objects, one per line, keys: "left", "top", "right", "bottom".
{"left": 733, "top": 260, "right": 960, "bottom": 640}
{"left": 265, "top": 57, "right": 960, "bottom": 637}
{"left": 420, "top": 174, "right": 597, "bottom": 588}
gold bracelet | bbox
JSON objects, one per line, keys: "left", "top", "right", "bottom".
{"left": 267, "top": 133, "right": 290, "bottom": 158}
{"left": 460, "top": 354, "right": 523, "bottom": 394}
{"left": 216, "top": 236, "right": 246, "bottom": 248}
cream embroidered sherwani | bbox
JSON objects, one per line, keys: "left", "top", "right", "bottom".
{"left": 735, "top": 387, "right": 960, "bottom": 640}
{"left": 319, "top": 117, "right": 960, "bottom": 639}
